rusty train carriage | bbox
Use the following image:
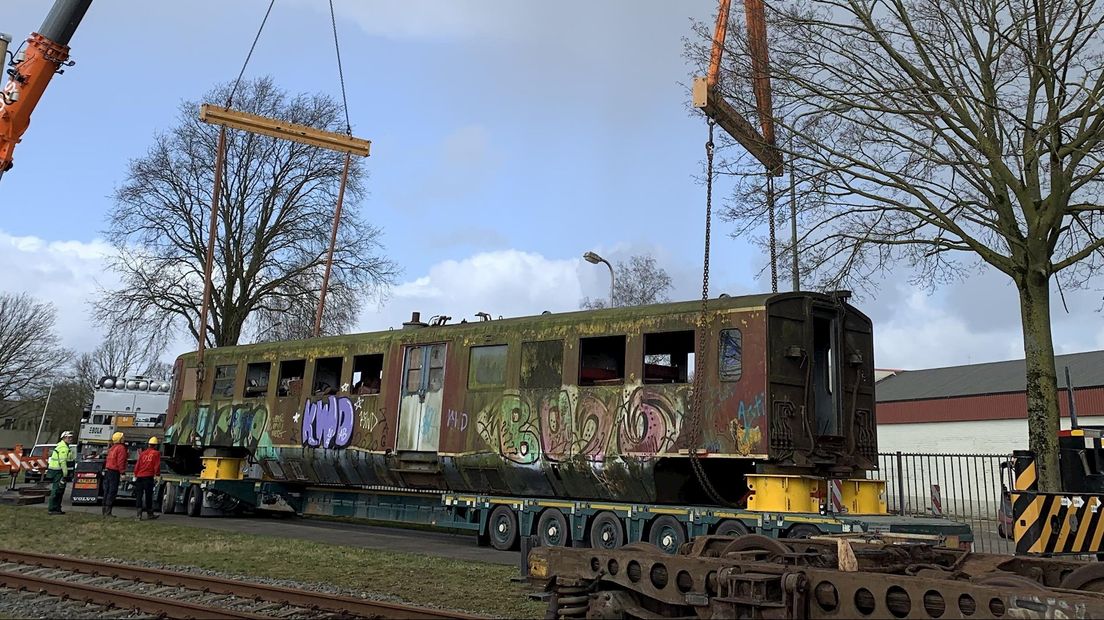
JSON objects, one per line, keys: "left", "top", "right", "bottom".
{"left": 164, "top": 292, "right": 875, "bottom": 504}
{"left": 156, "top": 292, "right": 969, "bottom": 551}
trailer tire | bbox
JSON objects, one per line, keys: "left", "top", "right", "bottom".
{"left": 185, "top": 485, "right": 203, "bottom": 517}
{"left": 714, "top": 519, "right": 750, "bottom": 537}
{"left": 488, "top": 505, "right": 519, "bottom": 551}
{"left": 648, "top": 516, "right": 686, "bottom": 554}
{"left": 785, "top": 523, "right": 821, "bottom": 539}
{"left": 588, "top": 511, "right": 625, "bottom": 550}
{"left": 161, "top": 482, "right": 176, "bottom": 515}
{"left": 537, "top": 508, "right": 570, "bottom": 547}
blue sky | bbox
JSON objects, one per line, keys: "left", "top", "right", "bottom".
{"left": 2, "top": 0, "right": 1101, "bottom": 370}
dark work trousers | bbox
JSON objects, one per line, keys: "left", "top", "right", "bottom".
{"left": 102, "top": 469, "right": 121, "bottom": 515}
{"left": 135, "top": 477, "right": 155, "bottom": 516}
{"left": 46, "top": 469, "right": 66, "bottom": 512}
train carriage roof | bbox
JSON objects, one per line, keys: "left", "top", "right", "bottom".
{"left": 180, "top": 292, "right": 782, "bottom": 362}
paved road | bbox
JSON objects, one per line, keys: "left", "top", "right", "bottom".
{"left": 23, "top": 486, "right": 517, "bottom": 567}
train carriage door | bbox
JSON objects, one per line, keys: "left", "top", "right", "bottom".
{"left": 811, "top": 309, "right": 840, "bottom": 437}
{"left": 398, "top": 343, "right": 446, "bottom": 452}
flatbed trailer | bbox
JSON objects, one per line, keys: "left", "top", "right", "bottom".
{"left": 153, "top": 477, "right": 973, "bottom": 553}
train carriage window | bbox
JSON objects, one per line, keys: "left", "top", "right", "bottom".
{"left": 644, "top": 331, "right": 695, "bottom": 384}
{"left": 277, "top": 359, "right": 306, "bottom": 397}
{"left": 405, "top": 346, "right": 423, "bottom": 394}
{"left": 719, "top": 329, "right": 743, "bottom": 381}
{"left": 579, "top": 335, "right": 626, "bottom": 386}
{"left": 352, "top": 354, "right": 384, "bottom": 394}
{"left": 313, "top": 357, "right": 343, "bottom": 395}
{"left": 244, "top": 362, "right": 271, "bottom": 398}
{"left": 521, "top": 340, "right": 563, "bottom": 389}
{"left": 212, "top": 364, "right": 236, "bottom": 398}
{"left": 428, "top": 345, "right": 446, "bottom": 391}
{"left": 469, "top": 345, "right": 508, "bottom": 390}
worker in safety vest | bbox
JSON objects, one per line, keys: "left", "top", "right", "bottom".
{"left": 46, "top": 430, "right": 74, "bottom": 515}
{"left": 133, "top": 437, "right": 161, "bottom": 520}
{"left": 102, "top": 432, "right": 127, "bottom": 517}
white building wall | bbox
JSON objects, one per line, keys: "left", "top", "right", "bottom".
{"left": 873, "top": 416, "right": 1104, "bottom": 523}
{"left": 877, "top": 415, "right": 1104, "bottom": 455}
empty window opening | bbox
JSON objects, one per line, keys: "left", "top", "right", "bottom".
{"left": 469, "top": 345, "right": 508, "bottom": 390}
{"left": 245, "top": 362, "right": 271, "bottom": 398}
{"left": 313, "top": 356, "right": 344, "bottom": 395}
{"left": 644, "top": 330, "right": 695, "bottom": 384}
{"left": 522, "top": 340, "right": 564, "bottom": 389}
{"left": 579, "top": 335, "right": 626, "bottom": 386}
{"left": 212, "top": 364, "right": 237, "bottom": 398}
{"left": 352, "top": 354, "right": 384, "bottom": 394}
{"left": 277, "top": 359, "right": 306, "bottom": 397}
{"left": 812, "top": 316, "right": 839, "bottom": 435}
{"left": 719, "top": 329, "right": 743, "bottom": 382}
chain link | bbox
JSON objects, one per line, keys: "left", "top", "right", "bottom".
{"left": 328, "top": 0, "right": 352, "bottom": 135}
{"left": 768, "top": 174, "right": 778, "bottom": 293}
{"left": 687, "top": 120, "right": 730, "bottom": 507}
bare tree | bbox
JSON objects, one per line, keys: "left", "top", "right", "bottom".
{"left": 689, "top": 0, "right": 1104, "bottom": 489}
{"left": 73, "top": 329, "right": 171, "bottom": 396}
{"left": 95, "top": 77, "right": 398, "bottom": 349}
{"left": 0, "top": 292, "right": 71, "bottom": 402}
{"left": 581, "top": 255, "right": 674, "bottom": 309}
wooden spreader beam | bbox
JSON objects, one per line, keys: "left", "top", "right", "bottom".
{"left": 693, "top": 77, "right": 782, "bottom": 176}
{"left": 200, "top": 104, "right": 371, "bottom": 156}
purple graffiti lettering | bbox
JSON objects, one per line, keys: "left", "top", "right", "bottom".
{"left": 301, "top": 396, "right": 356, "bottom": 449}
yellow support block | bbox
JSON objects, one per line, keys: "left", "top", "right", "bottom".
{"left": 200, "top": 456, "right": 244, "bottom": 481}
{"left": 747, "top": 474, "right": 820, "bottom": 513}
{"left": 839, "top": 479, "right": 888, "bottom": 515}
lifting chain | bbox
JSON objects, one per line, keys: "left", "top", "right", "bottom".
{"left": 767, "top": 174, "right": 778, "bottom": 293}
{"left": 688, "top": 119, "right": 730, "bottom": 507}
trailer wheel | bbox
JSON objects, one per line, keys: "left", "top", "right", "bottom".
{"left": 161, "top": 482, "right": 176, "bottom": 515}
{"left": 185, "top": 485, "right": 203, "bottom": 517}
{"left": 785, "top": 523, "right": 821, "bottom": 539}
{"left": 488, "top": 505, "right": 519, "bottom": 551}
{"left": 589, "top": 511, "right": 625, "bottom": 550}
{"left": 537, "top": 508, "right": 570, "bottom": 547}
{"left": 714, "top": 519, "right": 750, "bottom": 537}
{"left": 648, "top": 516, "right": 686, "bottom": 554}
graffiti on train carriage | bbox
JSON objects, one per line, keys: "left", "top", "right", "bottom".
{"left": 475, "top": 383, "right": 689, "bottom": 464}
{"left": 300, "top": 395, "right": 356, "bottom": 449}
{"left": 167, "top": 401, "right": 271, "bottom": 451}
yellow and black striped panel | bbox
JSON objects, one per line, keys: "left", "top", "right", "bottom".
{"left": 1012, "top": 491, "right": 1104, "bottom": 555}
{"left": 1012, "top": 452, "right": 1038, "bottom": 492}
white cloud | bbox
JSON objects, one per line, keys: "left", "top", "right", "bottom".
{"left": 0, "top": 230, "right": 113, "bottom": 355}
{"left": 360, "top": 250, "right": 585, "bottom": 330}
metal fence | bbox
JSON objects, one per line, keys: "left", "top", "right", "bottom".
{"left": 872, "top": 452, "right": 1012, "bottom": 554}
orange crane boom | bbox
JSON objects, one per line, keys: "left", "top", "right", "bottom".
{"left": 695, "top": 0, "right": 782, "bottom": 175}
{"left": 0, "top": 0, "right": 93, "bottom": 182}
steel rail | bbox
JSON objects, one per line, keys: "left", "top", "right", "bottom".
{"left": 0, "top": 569, "right": 268, "bottom": 619}
{"left": 0, "top": 548, "right": 481, "bottom": 620}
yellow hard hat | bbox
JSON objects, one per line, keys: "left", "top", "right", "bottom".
{"left": 148, "top": 436, "right": 159, "bottom": 445}
{"left": 111, "top": 432, "right": 124, "bottom": 443}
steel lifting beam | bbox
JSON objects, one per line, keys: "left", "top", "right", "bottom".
{"left": 199, "top": 104, "right": 371, "bottom": 156}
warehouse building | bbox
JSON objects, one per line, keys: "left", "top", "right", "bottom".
{"left": 875, "top": 350, "right": 1104, "bottom": 454}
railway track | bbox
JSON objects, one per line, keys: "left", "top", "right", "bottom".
{"left": 0, "top": 548, "right": 481, "bottom": 619}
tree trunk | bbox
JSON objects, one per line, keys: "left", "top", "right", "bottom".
{"left": 1018, "top": 271, "right": 1061, "bottom": 491}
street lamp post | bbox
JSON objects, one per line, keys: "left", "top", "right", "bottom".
{"left": 32, "top": 382, "right": 56, "bottom": 448}
{"left": 583, "top": 251, "right": 615, "bottom": 308}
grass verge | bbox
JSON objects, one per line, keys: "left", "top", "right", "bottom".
{"left": 0, "top": 505, "right": 543, "bottom": 618}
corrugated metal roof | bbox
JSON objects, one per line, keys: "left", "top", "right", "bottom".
{"left": 875, "top": 350, "right": 1104, "bottom": 402}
